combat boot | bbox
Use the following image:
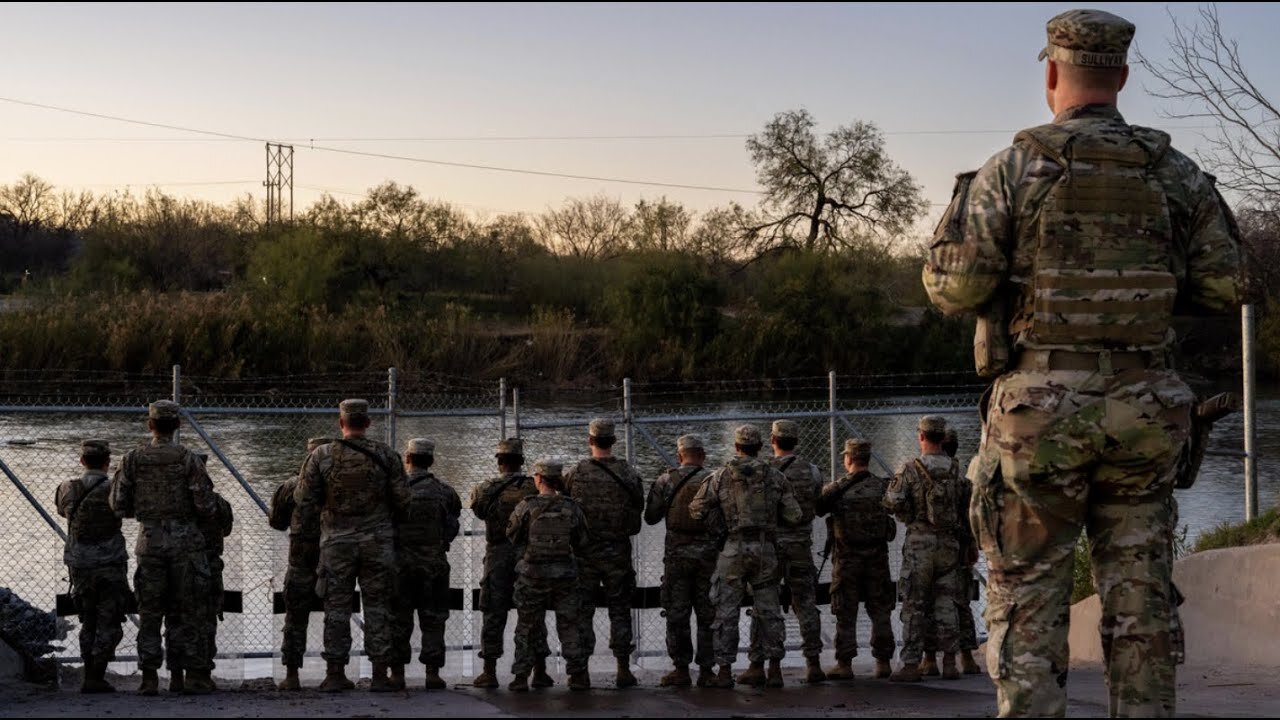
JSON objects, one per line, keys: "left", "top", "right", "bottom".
{"left": 710, "top": 665, "right": 735, "bottom": 688}
{"left": 918, "top": 653, "right": 939, "bottom": 677}
{"left": 424, "top": 666, "right": 447, "bottom": 690}
{"left": 138, "top": 668, "right": 159, "bottom": 696}
{"left": 370, "top": 662, "right": 395, "bottom": 692}
{"left": 736, "top": 661, "right": 766, "bottom": 687}
{"left": 658, "top": 665, "right": 692, "bottom": 687}
{"left": 803, "top": 656, "right": 826, "bottom": 684}
{"left": 889, "top": 663, "right": 922, "bottom": 683}
{"left": 530, "top": 660, "right": 554, "bottom": 688}
{"left": 472, "top": 658, "right": 499, "bottom": 689}
{"left": 941, "top": 653, "right": 961, "bottom": 680}
{"left": 960, "top": 649, "right": 981, "bottom": 675}
{"left": 318, "top": 661, "right": 349, "bottom": 693}
{"left": 826, "top": 659, "right": 854, "bottom": 681}
{"left": 874, "top": 658, "right": 893, "bottom": 679}
{"left": 278, "top": 665, "right": 301, "bottom": 691}
{"left": 508, "top": 672, "right": 530, "bottom": 692}
{"left": 766, "top": 659, "right": 784, "bottom": 688}
{"left": 81, "top": 658, "right": 115, "bottom": 694}
{"left": 568, "top": 670, "right": 591, "bottom": 691}
{"left": 615, "top": 656, "right": 638, "bottom": 689}
{"left": 388, "top": 663, "right": 406, "bottom": 691}
{"left": 183, "top": 669, "right": 216, "bottom": 695}
{"left": 168, "top": 669, "right": 185, "bottom": 694}
{"left": 695, "top": 665, "right": 715, "bottom": 688}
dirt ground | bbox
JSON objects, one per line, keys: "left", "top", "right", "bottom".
{"left": 5, "top": 660, "right": 1278, "bottom": 718}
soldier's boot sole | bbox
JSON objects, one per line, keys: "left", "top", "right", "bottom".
{"left": 473, "top": 659, "right": 499, "bottom": 689}
{"left": 736, "top": 663, "right": 766, "bottom": 687}
{"left": 825, "top": 661, "right": 855, "bottom": 681}
{"left": 508, "top": 673, "right": 530, "bottom": 692}
{"left": 138, "top": 669, "right": 159, "bottom": 696}
{"left": 278, "top": 668, "right": 302, "bottom": 692}
{"left": 318, "top": 667, "right": 350, "bottom": 694}
{"left": 370, "top": 662, "right": 395, "bottom": 693}
{"left": 711, "top": 667, "right": 736, "bottom": 689}
{"left": 183, "top": 672, "right": 216, "bottom": 695}
{"left": 530, "top": 666, "right": 554, "bottom": 689}
{"left": 766, "top": 660, "right": 784, "bottom": 688}
{"left": 889, "top": 666, "right": 922, "bottom": 683}
{"left": 695, "top": 666, "right": 715, "bottom": 688}
{"left": 658, "top": 667, "right": 692, "bottom": 687}
{"left": 81, "top": 660, "right": 115, "bottom": 694}
{"left": 960, "top": 651, "right": 981, "bottom": 675}
{"left": 803, "top": 658, "right": 827, "bottom": 684}
{"left": 874, "top": 660, "right": 893, "bottom": 679}
{"left": 424, "top": 667, "right": 447, "bottom": 690}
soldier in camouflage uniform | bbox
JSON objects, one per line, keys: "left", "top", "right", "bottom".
{"left": 883, "top": 416, "right": 968, "bottom": 683}
{"left": 643, "top": 434, "right": 718, "bottom": 688}
{"left": 922, "top": 10, "right": 1241, "bottom": 716}
{"left": 169, "top": 456, "right": 232, "bottom": 693}
{"left": 468, "top": 438, "right": 551, "bottom": 689}
{"left": 816, "top": 439, "right": 896, "bottom": 682}
{"left": 110, "top": 400, "right": 218, "bottom": 695}
{"left": 392, "top": 438, "right": 462, "bottom": 691}
{"left": 295, "top": 399, "right": 413, "bottom": 693}
{"left": 506, "top": 459, "right": 591, "bottom": 692}
{"left": 689, "top": 424, "right": 802, "bottom": 689}
{"left": 563, "top": 418, "right": 644, "bottom": 689}
{"left": 269, "top": 437, "right": 331, "bottom": 691}
{"left": 55, "top": 439, "right": 129, "bottom": 694}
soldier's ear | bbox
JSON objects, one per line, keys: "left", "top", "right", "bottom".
{"left": 1118, "top": 64, "right": 1130, "bottom": 92}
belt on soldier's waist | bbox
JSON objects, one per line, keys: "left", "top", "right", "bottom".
{"left": 1015, "top": 349, "right": 1162, "bottom": 374}
{"left": 729, "top": 528, "right": 776, "bottom": 542}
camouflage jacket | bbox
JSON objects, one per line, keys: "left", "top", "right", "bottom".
{"left": 771, "top": 453, "right": 825, "bottom": 541}
{"left": 507, "top": 493, "right": 589, "bottom": 580}
{"left": 294, "top": 435, "right": 412, "bottom": 545}
{"left": 689, "top": 456, "right": 802, "bottom": 535}
{"left": 884, "top": 452, "right": 970, "bottom": 542}
{"left": 56, "top": 470, "right": 127, "bottom": 568}
{"left": 818, "top": 470, "right": 895, "bottom": 553}
{"left": 397, "top": 468, "right": 462, "bottom": 566}
{"left": 110, "top": 436, "right": 216, "bottom": 556}
{"left": 644, "top": 463, "right": 721, "bottom": 557}
{"left": 563, "top": 455, "right": 644, "bottom": 542}
{"left": 468, "top": 470, "right": 538, "bottom": 546}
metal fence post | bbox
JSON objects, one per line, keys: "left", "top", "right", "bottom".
{"left": 499, "top": 378, "right": 508, "bottom": 441}
{"left": 386, "top": 367, "right": 398, "bottom": 450}
{"left": 1243, "top": 305, "right": 1258, "bottom": 521}
{"left": 172, "top": 364, "right": 181, "bottom": 444}
{"left": 623, "top": 378, "right": 635, "bottom": 467}
{"left": 513, "top": 387, "right": 521, "bottom": 438}
{"left": 828, "top": 370, "right": 837, "bottom": 483}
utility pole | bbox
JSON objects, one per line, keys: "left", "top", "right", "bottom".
{"left": 264, "top": 142, "right": 294, "bottom": 225}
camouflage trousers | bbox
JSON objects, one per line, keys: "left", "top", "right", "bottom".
{"left": 830, "top": 546, "right": 896, "bottom": 662}
{"left": 897, "top": 530, "right": 961, "bottom": 665}
{"left": 576, "top": 539, "right": 636, "bottom": 659}
{"left": 393, "top": 560, "right": 450, "bottom": 668}
{"left": 478, "top": 543, "right": 548, "bottom": 662}
{"left": 69, "top": 563, "right": 129, "bottom": 663}
{"left": 749, "top": 532, "right": 821, "bottom": 662}
{"left": 513, "top": 575, "right": 587, "bottom": 675}
{"left": 280, "top": 564, "right": 317, "bottom": 668}
{"left": 660, "top": 544, "right": 717, "bottom": 668}
{"left": 135, "top": 552, "right": 212, "bottom": 672}
{"left": 711, "top": 538, "right": 782, "bottom": 666}
{"left": 169, "top": 555, "right": 224, "bottom": 670}
{"left": 925, "top": 565, "right": 980, "bottom": 654}
{"left": 318, "top": 537, "right": 397, "bottom": 665}
{"left": 971, "top": 368, "right": 1191, "bottom": 718}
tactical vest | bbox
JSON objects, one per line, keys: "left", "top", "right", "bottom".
{"left": 401, "top": 474, "right": 446, "bottom": 547}
{"left": 570, "top": 458, "right": 641, "bottom": 541}
{"left": 915, "top": 457, "right": 962, "bottom": 532}
{"left": 722, "top": 458, "right": 775, "bottom": 532}
{"left": 524, "top": 496, "right": 576, "bottom": 565}
{"left": 665, "top": 467, "right": 707, "bottom": 535}
{"left": 323, "top": 441, "right": 388, "bottom": 518}
{"left": 269, "top": 479, "right": 296, "bottom": 532}
{"left": 69, "top": 476, "right": 122, "bottom": 544}
{"left": 483, "top": 474, "right": 536, "bottom": 544}
{"left": 133, "top": 443, "right": 196, "bottom": 523}
{"left": 832, "top": 473, "right": 891, "bottom": 547}
{"left": 200, "top": 494, "right": 233, "bottom": 556}
{"left": 1013, "top": 123, "right": 1176, "bottom": 351}
{"left": 775, "top": 456, "right": 819, "bottom": 525}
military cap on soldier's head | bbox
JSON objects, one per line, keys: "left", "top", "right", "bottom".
{"left": 405, "top": 438, "right": 434, "bottom": 455}
{"left": 1038, "top": 9, "right": 1135, "bottom": 68}
{"left": 339, "top": 398, "right": 369, "bottom": 418}
{"left": 148, "top": 400, "right": 181, "bottom": 419}
{"left": 307, "top": 437, "right": 331, "bottom": 452}
{"left": 588, "top": 418, "right": 615, "bottom": 439}
{"left": 734, "top": 424, "right": 763, "bottom": 446}
{"left": 532, "top": 458, "right": 563, "bottom": 478}
{"left": 496, "top": 437, "right": 524, "bottom": 456}
{"left": 842, "top": 439, "right": 872, "bottom": 459}
{"left": 81, "top": 439, "right": 110, "bottom": 455}
{"left": 918, "top": 415, "right": 947, "bottom": 433}
{"left": 676, "top": 434, "right": 704, "bottom": 452}
{"left": 771, "top": 420, "right": 799, "bottom": 440}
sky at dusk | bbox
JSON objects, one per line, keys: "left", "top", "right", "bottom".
{"left": 1, "top": 2, "right": 1276, "bottom": 236}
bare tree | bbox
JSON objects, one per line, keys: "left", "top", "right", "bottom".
{"left": 745, "top": 109, "right": 926, "bottom": 252}
{"left": 627, "top": 197, "right": 691, "bottom": 252}
{"left": 534, "top": 194, "right": 631, "bottom": 258}
{"left": 1137, "top": 4, "right": 1280, "bottom": 203}
{"left": 0, "top": 174, "right": 57, "bottom": 229}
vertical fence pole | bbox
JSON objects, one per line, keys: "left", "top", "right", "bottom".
{"left": 499, "top": 378, "right": 508, "bottom": 441}
{"left": 386, "top": 367, "right": 398, "bottom": 450}
{"left": 172, "top": 364, "right": 181, "bottom": 444}
{"left": 1243, "top": 305, "right": 1259, "bottom": 521}
{"left": 828, "top": 370, "right": 838, "bottom": 483}
{"left": 513, "top": 388, "right": 522, "bottom": 438}
{"left": 623, "top": 378, "right": 635, "bottom": 467}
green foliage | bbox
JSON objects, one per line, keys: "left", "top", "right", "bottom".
{"left": 245, "top": 227, "right": 344, "bottom": 308}
{"left": 1193, "top": 506, "right": 1280, "bottom": 552}
{"left": 602, "top": 252, "right": 721, "bottom": 375}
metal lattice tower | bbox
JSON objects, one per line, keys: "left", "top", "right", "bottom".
{"left": 264, "top": 142, "right": 294, "bottom": 225}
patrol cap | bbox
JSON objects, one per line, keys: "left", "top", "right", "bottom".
{"left": 148, "top": 400, "right": 181, "bottom": 419}
{"left": 496, "top": 437, "right": 524, "bottom": 456}
{"left": 1037, "top": 9, "right": 1135, "bottom": 68}
{"left": 842, "top": 439, "right": 872, "bottom": 460}
{"left": 81, "top": 439, "right": 110, "bottom": 455}
{"left": 306, "top": 437, "right": 331, "bottom": 452}
{"left": 532, "top": 458, "right": 563, "bottom": 478}
{"left": 676, "top": 434, "right": 704, "bottom": 452}
{"left": 588, "top": 418, "right": 615, "bottom": 439}
{"left": 918, "top": 415, "right": 947, "bottom": 433}
{"left": 339, "top": 398, "right": 369, "bottom": 418}
{"left": 734, "top": 424, "right": 763, "bottom": 446}
{"left": 771, "top": 420, "right": 799, "bottom": 440}
{"left": 404, "top": 438, "right": 435, "bottom": 455}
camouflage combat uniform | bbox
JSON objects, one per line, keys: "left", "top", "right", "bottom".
{"left": 690, "top": 446, "right": 802, "bottom": 668}
{"left": 393, "top": 464, "right": 462, "bottom": 670}
{"left": 923, "top": 10, "right": 1241, "bottom": 716}
{"left": 268, "top": 439, "right": 327, "bottom": 672}
{"left": 884, "top": 447, "right": 968, "bottom": 667}
{"left": 177, "top": 490, "right": 231, "bottom": 672}
{"left": 507, "top": 487, "right": 590, "bottom": 678}
{"left": 817, "top": 466, "right": 896, "bottom": 663}
{"left": 563, "top": 454, "right": 644, "bottom": 662}
{"left": 56, "top": 459, "right": 129, "bottom": 667}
